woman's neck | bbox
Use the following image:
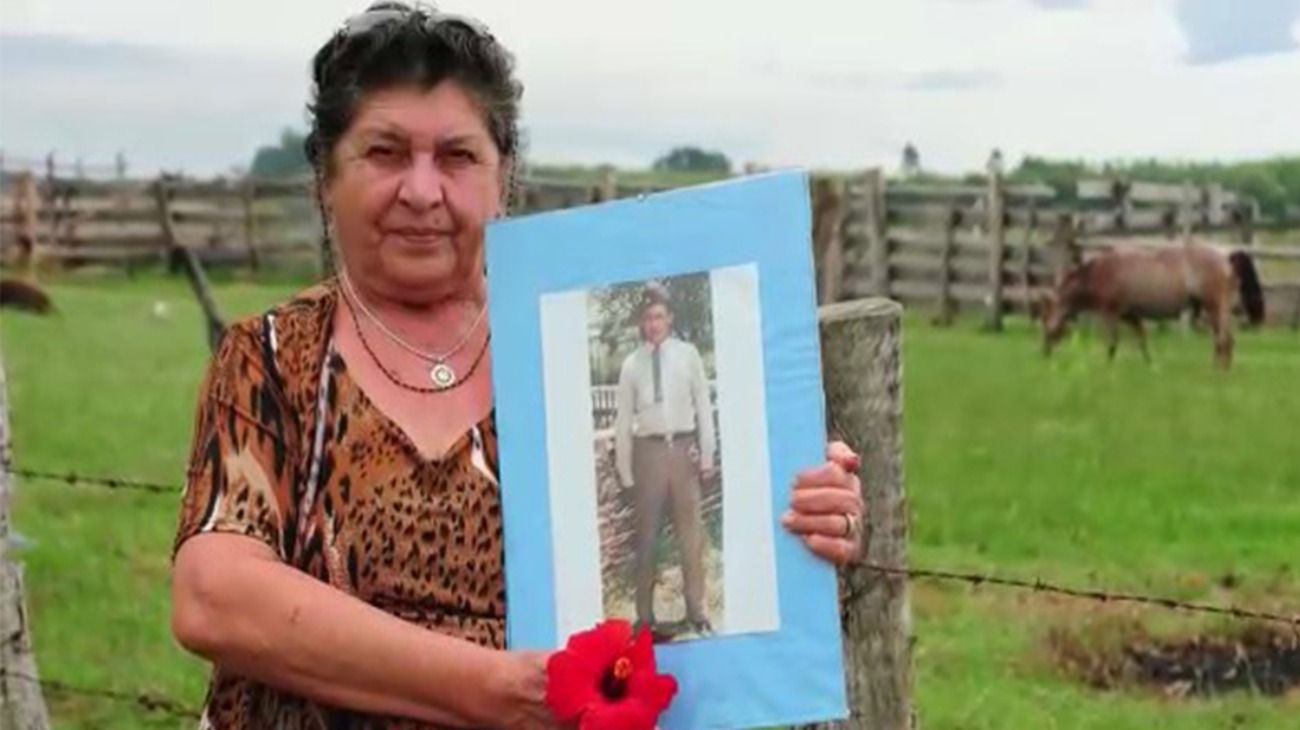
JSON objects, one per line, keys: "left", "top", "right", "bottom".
{"left": 339, "top": 270, "right": 486, "bottom": 353}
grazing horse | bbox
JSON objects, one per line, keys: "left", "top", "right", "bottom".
{"left": 1040, "top": 241, "right": 1264, "bottom": 369}
{"left": 0, "top": 278, "right": 54, "bottom": 315}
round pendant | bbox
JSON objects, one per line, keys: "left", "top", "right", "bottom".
{"left": 429, "top": 362, "right": 457, "bottom": 390}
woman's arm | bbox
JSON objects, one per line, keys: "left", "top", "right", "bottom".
{"left": 172, "top": 532, "right": 553, "bottom": 730}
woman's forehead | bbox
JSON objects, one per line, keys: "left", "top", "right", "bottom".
{"left": 349, "top": 82, "right": 492, "bottom": 143}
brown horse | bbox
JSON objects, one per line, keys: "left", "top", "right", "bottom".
{"left": 0, "top": 278, "right": 54, "bottom": 315}
{"left": 1040, "top": 241, "right": 1264, "bottom": 368}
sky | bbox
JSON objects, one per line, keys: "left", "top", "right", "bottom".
{"left": 1, "top": 0, "right": 1297, "bottom": 176}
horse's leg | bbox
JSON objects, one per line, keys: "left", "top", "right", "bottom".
{"left": 1190, "top": 298, "right": 1206, "bottom": 333}
{"left": 1102, "top": 312, "right": 1121, "bottom": 362}
{"left": 1126, "top": 316, "right": 1151, "bottom": 363}
{"left": 1211, "top": 297, "right": 1234, "bottom": 370}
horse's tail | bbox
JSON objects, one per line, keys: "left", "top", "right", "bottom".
{"left": 1228, "top": 250, "right": 1265, "bottom": 326}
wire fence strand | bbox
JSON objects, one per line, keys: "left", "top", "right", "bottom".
{"left": 0, "top": 669, "right": 202, "bottom": 721}
{"left": 853, "top": 562, "right": 1300, "bottom": 629}
{"left": 2, "top": 461, "right": 1298, "bottom": 724}
{"left": 7, "top": 462, "right": 1299, "bottom": 628}
{"left": 6, "top": 464, "right": 180, "bottom": 494}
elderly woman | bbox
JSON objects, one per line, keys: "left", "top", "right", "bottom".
{"left": 170, "top": 3, "right": 865, "bottom": 729}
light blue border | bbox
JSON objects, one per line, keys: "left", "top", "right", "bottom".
{"left": 486, "top": 171, "right": 846, "bottom": 729}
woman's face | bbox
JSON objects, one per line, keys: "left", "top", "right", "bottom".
{"left": 324, "top": 80, "right": 506, "bottom": 304}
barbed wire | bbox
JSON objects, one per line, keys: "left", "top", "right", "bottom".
{"left": 2, "top": 457, "right": 1297, "bottom": 723}
{"left": 0, "top": 669, "right": 201, "bottom": 721}
{"left": 5, "top": 464, "right": 180, "bottom": 495}
{"left": 852, "top": 562, "right": 1300, "bottom": 629}
{"left": 11, "top": 460, "right": 1298, "bottom": 629}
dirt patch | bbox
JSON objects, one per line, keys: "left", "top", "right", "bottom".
{"left": 1050, "top": 622, "right": 1300, "bottom": 698}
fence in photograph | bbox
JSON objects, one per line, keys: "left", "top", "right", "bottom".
{"left": 810, "top": 170, "right": 1300, "bottom": 331}
{"left": 590, "top": 382, "right": 719, "bottom": 430}
{"left": 590, "top": 431, "right": 723, "bottom": 592}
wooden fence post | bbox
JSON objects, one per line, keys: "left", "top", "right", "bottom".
{"left": 800, "top": 298, "right": 911, "bottom": 730}
{"left": 1114, "top": 179, "right": 1132, "bottom": 232}
{"left": 1179, "top": 181, "right": 1194, "bottom": 241}
{"left": 0, "top": 353, "right": 53, "bottom": 730}
{"left": 241, "top": 179, "right": 261, "bottom": 272}
{"left": 1049, "top": 213, "right": 1078, "bottom": 286}
{"left": 862, "top": 169, "right": 890, "bottom": 299}
{"left": 984, "top": 170, "right": 1007, "bottom": 331}
{"left": 12, "top": 174, "right": 39, "bottom": 277}
{"left": 154, "top": 177, "right": 226, "bottom": 351}
{"left": 1238, "top": 201, "right": 1256, "bottom": 246}
{"left": 1204, "top": 184, "right": 1223, "bottom": 229}
{"left": 600, "top": 169, "right": 618, "bottom": 203}
{"left": 811, "top": 177, "right": 847, "bottom": 305}
{"left": 1019, "top": 202, "right": 1039, "bottom": 320}
{"left": 933, "top": 207, "right": 960, "bottom": 326}
{"left": 40, "top": 154, "right": 61, "bottom": 260}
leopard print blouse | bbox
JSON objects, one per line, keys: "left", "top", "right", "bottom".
{"left": 174, "top": 281, "right": 505, "bottom": 729}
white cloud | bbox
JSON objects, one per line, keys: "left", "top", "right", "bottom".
{"left": 1, "top": 0, "right": 1297, "bottom": 175}
{"left": 1175, "top": 0, "right": 1300, "bottom": 64}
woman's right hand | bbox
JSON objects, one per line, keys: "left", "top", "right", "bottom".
{"left": 489, "top": 650, "right": 559, "bottom": 730}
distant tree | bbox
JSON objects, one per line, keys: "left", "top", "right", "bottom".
{"left": 652, "top": 146, "right": 732, "bottom": 175}
{"left": 901, "top": 143, "right": 921, "bottom": 177}
{"left": 250, "top": 128, "right": 310, "bottom": 179}
{"left": 1007, "top": 155, "right": 1300, "bottom": 218}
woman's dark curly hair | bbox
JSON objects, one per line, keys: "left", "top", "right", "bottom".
{"left": 304, "top": 2, "right": 522, "bottom": 180}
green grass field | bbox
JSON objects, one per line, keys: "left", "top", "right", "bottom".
{"left": 1, "top": 274, "right": 1297, "bottom": 729}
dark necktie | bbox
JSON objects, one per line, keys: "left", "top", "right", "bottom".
{"left": 652, "top": 345, "right": 663, "bottom": 403}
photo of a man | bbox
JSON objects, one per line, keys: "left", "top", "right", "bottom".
{"left": 613, "top": 282, "right": 717, "bottom": 638}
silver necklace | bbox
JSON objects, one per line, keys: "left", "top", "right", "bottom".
{"left": 339, "top": 271, "right": 486, "bottom": 390}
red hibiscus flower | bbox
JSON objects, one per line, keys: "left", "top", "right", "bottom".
{"left": 546, "top": 619, "right": 678, "bottom": 730}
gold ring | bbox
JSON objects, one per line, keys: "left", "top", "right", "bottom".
{"left": 843, "top": 512, "right": 859, "bottom": 539}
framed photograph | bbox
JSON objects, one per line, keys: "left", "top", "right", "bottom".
{"left": 487, "top": 172, "right": 846, "bottom": 729}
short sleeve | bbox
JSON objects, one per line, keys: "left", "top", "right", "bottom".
{"left": 174, "top": 320, "right": 297, "bottom": 560}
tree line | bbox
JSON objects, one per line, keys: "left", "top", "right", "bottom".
{"left": 248, "top": 128, "right": 1297, "bottom": 219}
{"left": 1007, "top": 156, "right": 1300, "bottom": 219}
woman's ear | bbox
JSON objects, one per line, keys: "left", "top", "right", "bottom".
{"left": 496, "top": 156, "right": 515, "bottom": 215}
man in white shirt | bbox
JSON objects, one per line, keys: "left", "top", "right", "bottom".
{"left": 614, "top": 282, "right": 717, "bottom": 636}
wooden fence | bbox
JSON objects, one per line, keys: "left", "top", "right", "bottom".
{"left": 0, "top": 170, "right": 319, "bottom": 273}
{"left": 0, "top": 163, "right": 672, "bottom": 275}
{"left": 3, "top": 158, "right": 1297, "bottom": 328}
{"left": 812, "top": 171, "right": 1300, "bottom": 329}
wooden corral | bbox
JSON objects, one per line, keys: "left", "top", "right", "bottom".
{"left": 4, "top": 156, "right": 1297, "bottom": 328}
{"left": 809, "top": 171, "right": 1300, "bottom": 329}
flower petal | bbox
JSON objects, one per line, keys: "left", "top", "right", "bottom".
{"left": 580, "top": 696, "right": 659, "bottom": 730}
{"left": 628, "top": 671, "right": 678, "bottom": 713}
{"left": 545, "top": 651, "right": 601, "bottom": 720}
{"left": 568, "top": 619, "right": 633, "bottom": 667}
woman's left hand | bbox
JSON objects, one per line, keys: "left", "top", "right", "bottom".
{"left": 780, "top": 441, "right": 865, "bottom": 566}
